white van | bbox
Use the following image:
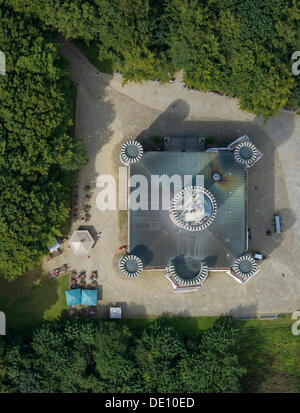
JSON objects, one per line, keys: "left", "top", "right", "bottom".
{"left": 253, "top": 252, "right": 265, "bottom": 260}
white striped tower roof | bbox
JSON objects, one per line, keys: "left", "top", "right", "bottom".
{"left": 119, "top": 254, "right": 143, "bottom": 278}
{"left": 232, "top": 254, "right": 259, "bottom": 280}
{"left": 120, "top": 140, "right": 143, "bottom": 165}
{"left": 169, "top": 261, "right": 208, "bottom": 286}
{"left": 233, "top": 141, "right": 258, "bottom": 167}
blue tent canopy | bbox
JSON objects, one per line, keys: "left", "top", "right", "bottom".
{"left": 65, "top": 289, "right": 82, "bottom": 306}
{"left": 81, "top": 289, "right": 98, "bottom": 306}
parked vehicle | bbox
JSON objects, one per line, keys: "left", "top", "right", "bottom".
{"left": 253, "top": 252, "right": 266, "bottom": 260}
{"left": 274, "top": 215, "right": 282, "bottom": 234}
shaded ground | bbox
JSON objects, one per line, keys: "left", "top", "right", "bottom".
{"left": 238, "top": 326, "right": 300, "bottom": 393}
{"left": 47, "top": 42, "right": 300, "bottom": 318}
{"left": 0, "top": 267, "right": 69, "bottom": 333}
{"left": 75, "top": 40, "right": 114, "bottom": 74}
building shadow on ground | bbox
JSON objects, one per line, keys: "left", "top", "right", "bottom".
{"left": 59, "top": 42, "right": 116, "bottom": 220}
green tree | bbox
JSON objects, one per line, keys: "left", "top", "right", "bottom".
{"left": 0, "top": 318, "right": 247, "bottom": 393}
{"left": 179, "top": 318, "right": 246, "bottom": 393}
{"left": 5, "top": 321, "right": 99, "bottom": 392}
{"left": 94, "top": 322, "right": 141, "bottom": 392}
{"left": 135, "top": 320, "right": 184, "bottom": 392}
{"left": 5, "top": 0, "right": 300, "bottom": 116}
{"left": 0, "top": 6, "right": 86, "bottom": 279}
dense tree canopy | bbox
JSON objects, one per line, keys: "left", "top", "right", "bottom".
{"left": 135, "top": 321, "right": 185, "bottom": 392}
{"left": 0, "top": 0, "right": 299, "bottom": 276}
{"left": 167, "top": 0, "right": 299, "bottom": 117}
{"left": 0, "top": 318, "right": 245, "bottom": 393}
{"left": 0, "top": 0, "right": 299, "bottom": 275}
{"left": 0, "top": 4, "right": 86, "bottom": 278}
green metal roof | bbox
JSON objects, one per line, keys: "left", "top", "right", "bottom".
{"left": 129, "top": 151, "right": 246, "bottom": 269}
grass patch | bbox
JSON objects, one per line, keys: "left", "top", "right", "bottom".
{"left": 75, "top": 40, "right": 114, "bottom": 74}
{"left": 234, "top": 313, "right": 294, "bottom": 328}
{"left": 119, "top": 317, "right": 218, "bottom": 339}
{"left": 0, "top": 69, "right": 79, "bottom": 336}
{"left": 0, "top": 267, "right": 69, "bottom": 334}
{"left": 121, "top": 314, "right": 295, "bottom": 336}
{"left": 0, "top": 266, "right": 299, "bottom": 393}
{"left": 237, "top": 326, "right": 300, "bottom": 393}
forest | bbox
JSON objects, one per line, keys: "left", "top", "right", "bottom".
{"left": 0, "top": 0, "right": 299, "bottom": 278}
{"left": 0, "top": 3, "right": 86, "bottom": 279}
{"left": 5, "top": 0, "right": 300, "bottom": 118}
{"left": 0, "top": 318, "right": 246, "bottom": 393}
{"left": 0, "top": 1, "right": 299, "bottom": 395}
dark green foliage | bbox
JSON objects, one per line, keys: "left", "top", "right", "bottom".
{"left": 0, "top": 337, "right": 11, "bottom": 392}
{"left": 178, "top": 318, "right": 245, "bottom": 393}
{"left": 0, "top": 318, "right": 245, "bottom": 393}
{"left": 287, "top": 78, "right": 300, "bottom": 111}
{"left": 166, "top": 0, "right": 298, "bottom": 118}
{"left": 4, "top": 321, "right": 99, "bottom": 392}
{"left": 135, "top": 321, "right": 184, "bottom": 392}
{"left": 4, "top": 0, "right": 100, "bottom": 41}
{"left": 0, "top": 6, "right": 86, "bottom": 279}
{"left": 92, "top": 0, "right": 175, "bottom": 82}
{"left": 178, "top": 351, "right": 245, "bottom": 393}
{"left": 6, "top": 0, "right": 299, "bottom": 117}
{"left": 237, "top": 0, "right": 285, "bottom": 41}
{"left": 94, "top": 322, "right": 141, "bottom": 392}
{"left": 200, "top": 317, "right": 239, "bottom": 354}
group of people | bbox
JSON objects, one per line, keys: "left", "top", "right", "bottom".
{"left": 118, "top": 244, "right": 128, "bottom": 252}
{"left": 72, "top": 185, "right": 92, "bottom": 221}
{"left": 71, "top": 271, "right": 85, "bottom": 288}
{"left": 50, "top": 268, "right": 60, "bottom": 277}
{"left": 69, "top": 307, "right": 97, "bottom": 317}
{"left": 80, "top": 213, "right": 91, "bottom": 222}
{"left": 49, "top": 264, "right": 69, "bottom": 278}
{"left": 87, "top": 271, "right": 98, "bottom": 283}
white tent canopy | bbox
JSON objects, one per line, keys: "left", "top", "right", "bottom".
{"left": 47, "top": 237, "right": 60, "bottom": 253}
{"left": 110, "top": 307, "right": 122, "bottom": 319}
{"left": 70, "top": 230, "right": 94, "bottom": 256}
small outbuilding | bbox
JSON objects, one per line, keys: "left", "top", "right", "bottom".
{"left": 110, "top": 307, "right": 122, "bottom": 319}
{"left": 69, "top": 229, "right": 94, "bottom": 256}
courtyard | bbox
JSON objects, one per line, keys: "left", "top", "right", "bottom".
{"left": 42, "top": 43, "right": 300, "bottom": 318}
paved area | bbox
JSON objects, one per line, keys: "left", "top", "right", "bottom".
{"left": 45, "top": 42, "right": 300, "bottom": 318}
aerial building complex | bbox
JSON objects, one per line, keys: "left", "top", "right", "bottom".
{"left": 119, "top": 135, "right": 263, "bottom": 292}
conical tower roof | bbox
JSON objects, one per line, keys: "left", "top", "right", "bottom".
{"left": 120, "top": 140, "right": 143, "bottom": 165}
{"left": 234, "top": 141, "right": 258, "bottom": 167}
{"left": 169, "top": 260, "right": 208, "bottom": 286}
{"left": 232, "top": 254, "right": 259, "bottom": 280}
{"left": 119, "top": 254, "right": 143, "bottom": 278}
